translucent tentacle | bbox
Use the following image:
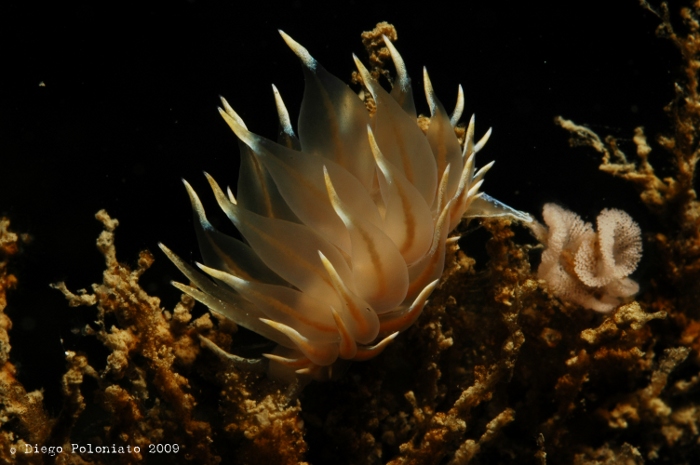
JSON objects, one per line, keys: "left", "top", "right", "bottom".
{"left": 353, "top": 332, "right": 399, "bottom": 361}
{"left": 272, "top": 84, "right": 300, "bottom": 150}
{"left": 318, "top": 250, "right": 379, "bottom": 345}
{"left": 159, "top": 243, "right": 295, "bottom": 348}
{"left": 384, "top": 35, "right": 416, "bottom": 117}
{"left": 465, "top": 193, "right": 533, "bottom": 223}
{"left": 260, "top": 318, "right": 340, "bottom": 366}
{"left": 450, "top": 85, "right": 465, "bottom": 127}
{"left": 367, "top": 126, "right": 433, "bottom": 266}
{"left": 280, "top": 30, "right": 376, "bottom": 191}
{"left": 183, "top": 179, "right": 286, "bottom": 284}
{"left": 198, "top": 263, "right": 339, "bottom": 343}
{"left": 378, "top": 279, "right": 439, "bottom": 334}
{"left": 353, "top": 55, "right": 438, "bottom": 206}
{"left": 204, "top": 172, "right": 354, "bottom": 307}
{"left": 423, "top": 68, "right": 464, "bottom": 206}
{"left": 323, "top": 166, "right": 409, "bottom": 312}
{"left": 218, "top": 106, "right": 383, "bottom": 254}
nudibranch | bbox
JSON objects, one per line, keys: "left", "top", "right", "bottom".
{"left": 160, "top": 31, "right": 530, "bottom": 380}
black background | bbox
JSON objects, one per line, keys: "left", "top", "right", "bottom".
{"left": 0, "top": 0, "right": 682, "bottom": 409}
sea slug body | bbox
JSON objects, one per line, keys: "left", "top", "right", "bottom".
{"left": 160, "top": 31, "right": 530, "bottom": 380}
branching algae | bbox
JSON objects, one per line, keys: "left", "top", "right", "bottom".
{"left": 1, "top": 6, "right": 700, "bottom": 464}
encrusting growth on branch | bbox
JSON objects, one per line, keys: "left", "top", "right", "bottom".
{"left": 0, "top": 219, "right": 54, "bottom": 464}
{"left": 553, "top": 118, "right": 670, "bottom": 210}
{"left": 556, "top": 2, "right": 700, "bottom": 221}
{"left": 50, "top": 210, "right": 310, "bottom": 464}
{"left": 556, "top": 2, "right": 700, "bottom": 318}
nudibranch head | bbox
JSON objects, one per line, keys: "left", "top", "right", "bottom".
{"left": 161, "top": 31, "right": 530, "bottom": 380}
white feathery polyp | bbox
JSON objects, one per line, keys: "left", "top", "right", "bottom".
{"left": 535, "top": 203, "right": 642, "bottom": 313}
